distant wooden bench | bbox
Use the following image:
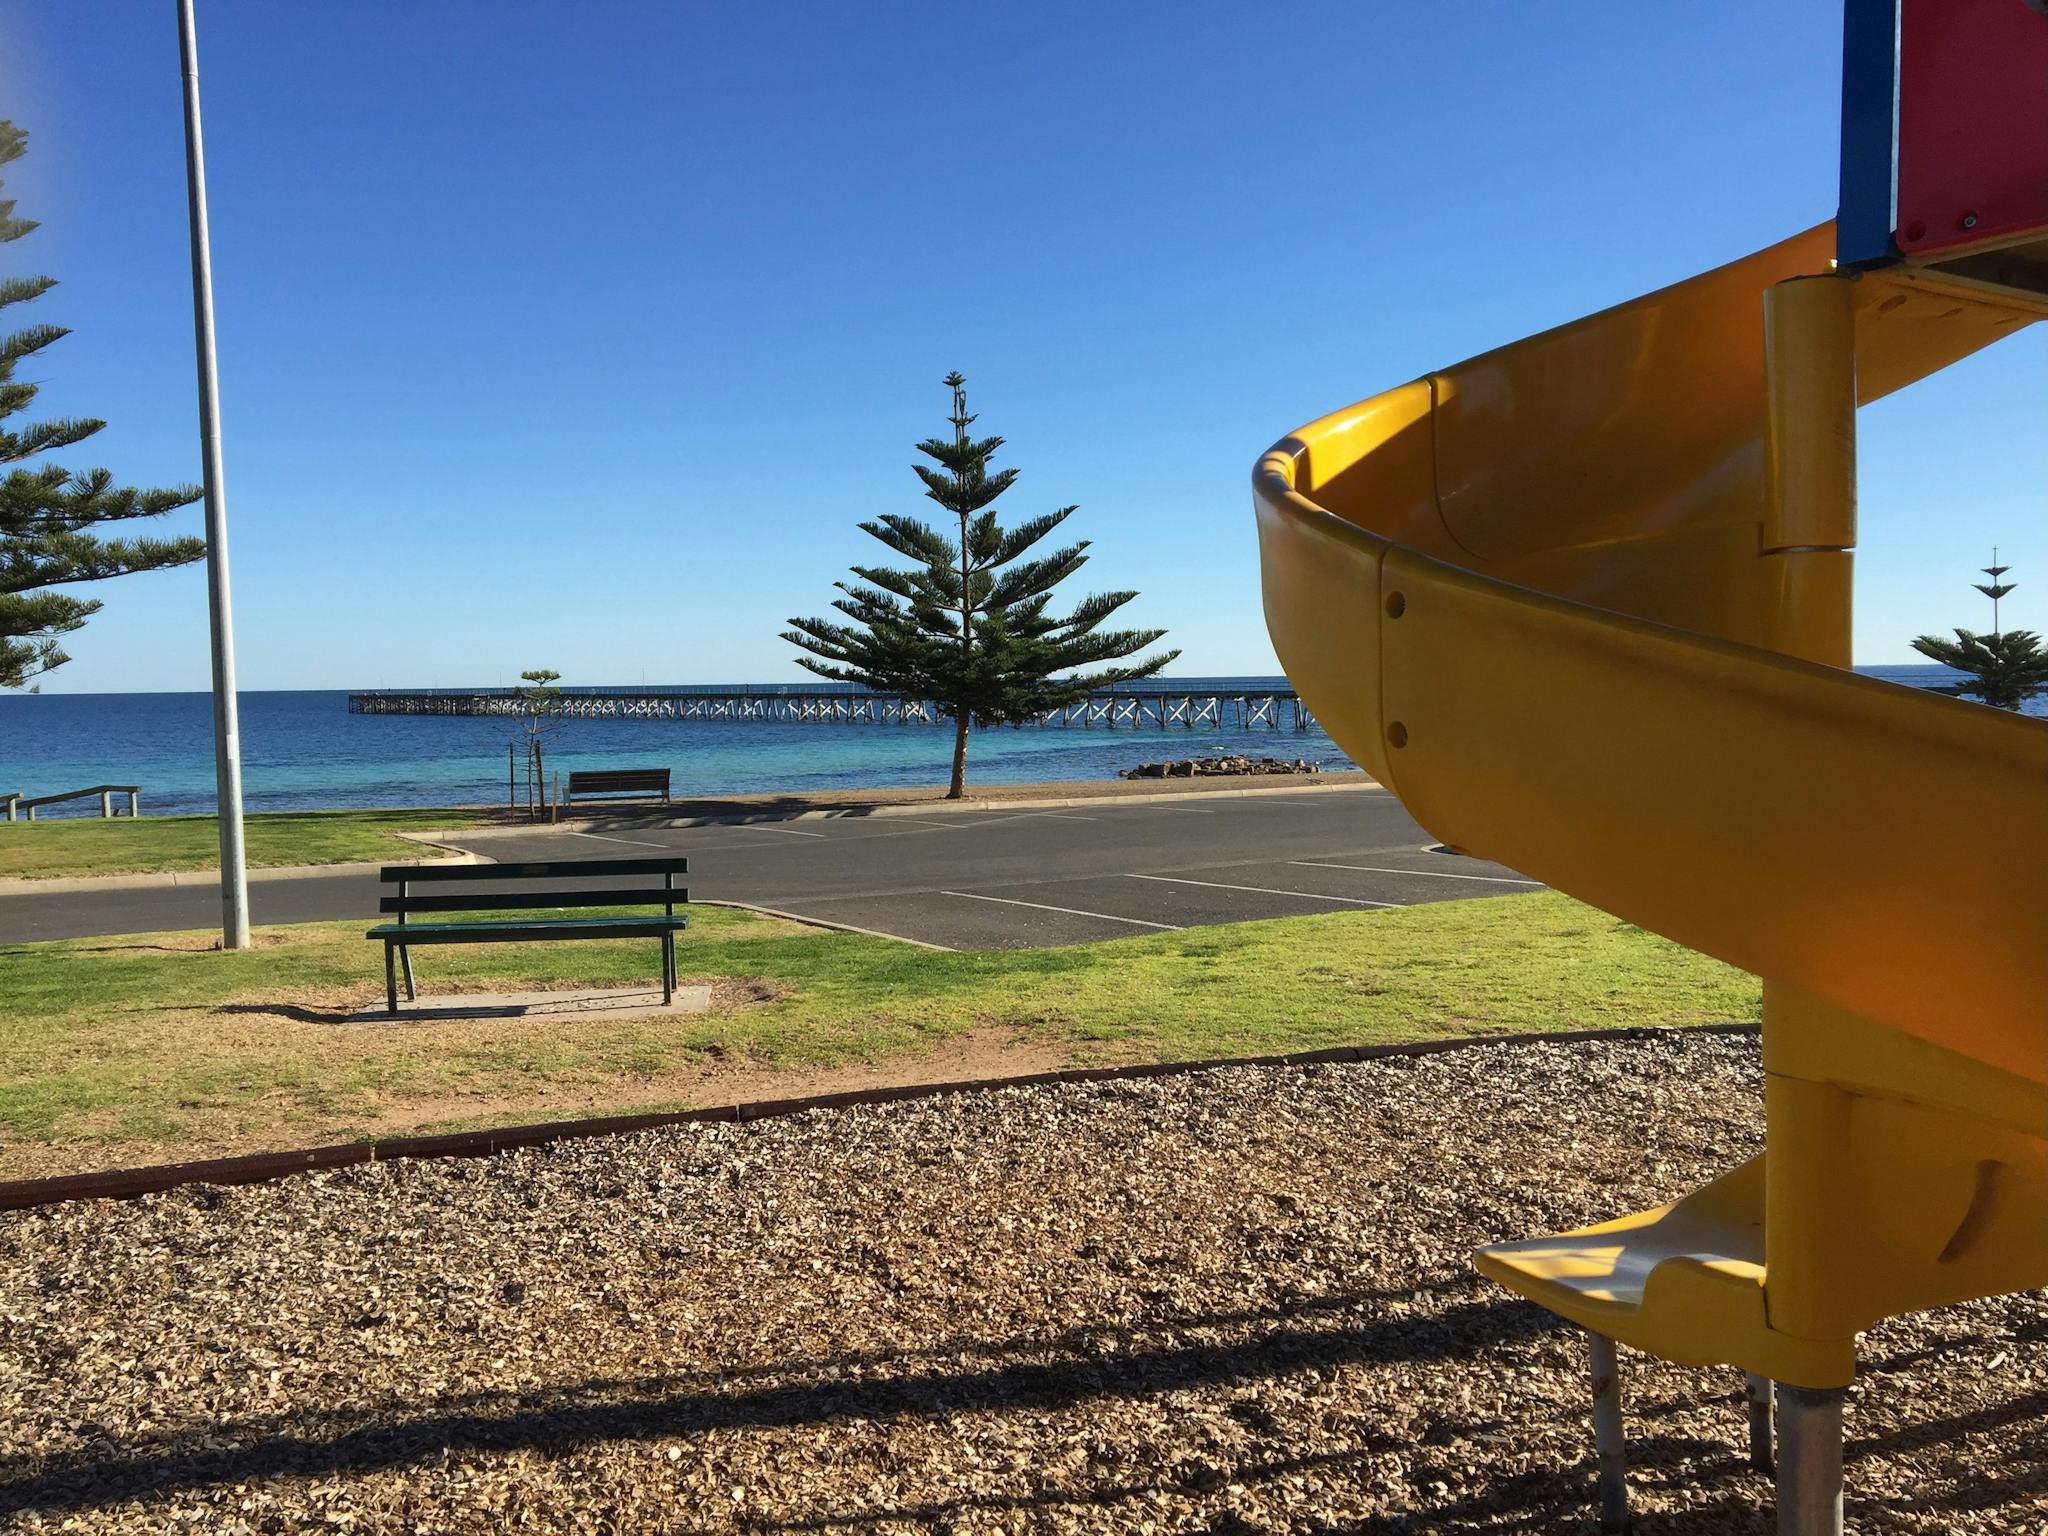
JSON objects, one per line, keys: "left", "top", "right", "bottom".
{"left": 565, "top": 769, "right": 671, "bottom": 811}
{"left": 366, "top": 857, "right": 688, "bottom": 1014}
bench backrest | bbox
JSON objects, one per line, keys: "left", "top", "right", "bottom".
{"left": 567, "top": 770, "right": 669, "bottom": 789}
{"left": 378, "top": 856, "right": 687, "bottom": 918}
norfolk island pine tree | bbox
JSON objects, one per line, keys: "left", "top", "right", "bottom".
{"left": 0, "top": 121, "right": 205, "bottom": 689}
{"left": 1911, "top": 551, "right": 2048, "bottom": 712}
{"left": 784, "top": 374, "right": 1178, "bottom": 798}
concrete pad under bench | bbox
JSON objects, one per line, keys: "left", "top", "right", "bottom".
{"left": 346, "top": 985, "right": 711, "bottom": 1024}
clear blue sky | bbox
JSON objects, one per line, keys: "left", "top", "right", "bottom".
{"left": 5, "top": 1, "right": 2041, "bottom": 692}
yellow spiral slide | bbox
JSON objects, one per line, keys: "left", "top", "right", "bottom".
{"left": 1252, "top": 223, "right": 2045, "bottom": 1398}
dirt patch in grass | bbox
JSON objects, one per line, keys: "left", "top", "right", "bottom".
{"left": 0, "top": 1026, "right": 1070, "bottom": 1180}
{"left": 349, "top": 1023, "right": 1069, "bottom": 1138}
{"left": 202, "top": 973, "right": 790, "bottom": 1025}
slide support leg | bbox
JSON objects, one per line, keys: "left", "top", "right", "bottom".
{"left": 1588, "top": 1331, "right": 1629, "bottom": 1533}
{"left": 1775, "top": 1385, "right": 1844, "bottom": 1536}
{"left": 1746, "top": 1372, "right": 1775, "bottom": 1473}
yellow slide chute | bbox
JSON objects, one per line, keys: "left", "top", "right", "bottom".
{"left": 1252, "top": 223, "right": 2046, "bottom": 1393}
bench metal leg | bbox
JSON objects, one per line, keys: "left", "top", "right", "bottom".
{"left": 1746, "top": 1372, "right": 1775, "bottom": 1473}
{"left": 1775, "top": 1385, "right": 1844, "bottom": 1536}
{"left": 1589, "top": 1332, "right": 1629, "bottom": 1534}
{"left": 400, "top": 945, "right": 416, "bottom": 1001}
{"left": 385, "top": 943, "right": 399, "bottom": 1014}
{"left": 662, "top": 932, "right": 674, "bottom": 1005}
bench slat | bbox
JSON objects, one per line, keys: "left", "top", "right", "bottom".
{"left": 367, "top": 916, "right": 689, "bottom": 942}
{"left": 368, "top": 853, "right": 690, "bottom": 1013}
{"left": 381, "top": 857, "right": 686, "bottom": 883}
{"left": 380, "top": 886, "right": 687, "bottom": 914}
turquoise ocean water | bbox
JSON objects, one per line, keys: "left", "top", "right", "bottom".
{"left": 0, "top": 679, "right": 1348, "bottom": 817}
{"left": 0, "top": 667, "right": 2030, "bottom": 817}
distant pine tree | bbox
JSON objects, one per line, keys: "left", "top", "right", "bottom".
{"left": 785, "top": 373, "right": 1177, "bottom": 797}
{"left": 1911, "top": 550, "right": 2048, "bottom": 711}
{"left": 0, "top": 120, "right": 206, "bottom": 689}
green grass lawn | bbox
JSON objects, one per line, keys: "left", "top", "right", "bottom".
{"left": 0, "top": 809, "right": 482, "bottom": 879}
{"left": 0, "top": 892, "right": 1760, "bottom": 1174}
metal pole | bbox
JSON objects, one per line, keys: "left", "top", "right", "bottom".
{"left": 177, "top": 0, "right": 250, "bottom": 950}
{"left": 1775, "top": 1385, "right": 1845, "bottom": 1535}
{"left": 1588, "top": 1331, "right": 1629, "bottom": 1534}
{"left": 1745, "top": 1372, "right": 1776, "bottom": 1473}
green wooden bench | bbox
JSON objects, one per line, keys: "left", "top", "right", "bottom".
{"left": 565, "top": 769, "right": 671, "bottom": 810}
{"left": 367, "top": 856, "right": 688, "bottom": 1014}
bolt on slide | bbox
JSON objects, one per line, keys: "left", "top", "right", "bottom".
{"left": 1252, "top": 2, "right": 2046, "bottom": 1532}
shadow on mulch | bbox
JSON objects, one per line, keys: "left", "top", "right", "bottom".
{"left": 2, "top": 1283, "right": 1540, "bottom": 1519}
{"left": 2, "top": 1282, "right": 2030, "bottom": 1531}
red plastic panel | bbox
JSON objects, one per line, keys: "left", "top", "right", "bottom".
{"left": 1895, "top": 0, "right": 2048, "bottom": 256}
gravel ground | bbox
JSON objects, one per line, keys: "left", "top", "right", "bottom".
{"left": 0, "top": 1033, "right": 2039, "bottom": 1534}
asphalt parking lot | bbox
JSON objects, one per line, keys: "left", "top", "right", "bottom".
{"left": 450, "top": 785, "right": 1543, "bottom": 949}
{"left": 0, "top": 783, "right": 1544, "bottom": 948}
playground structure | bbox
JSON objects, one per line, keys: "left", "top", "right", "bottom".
{"left": 1253, "top": 3, "right": 2047, "bottom": 1532}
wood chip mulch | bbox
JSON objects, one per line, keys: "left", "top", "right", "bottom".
{"left": 0, "top": 1033, "right": 2039, "bottom": 1534}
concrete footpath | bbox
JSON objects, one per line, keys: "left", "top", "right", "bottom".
{"left": 0, "top": 778, "right": 1545, "bottom": 949}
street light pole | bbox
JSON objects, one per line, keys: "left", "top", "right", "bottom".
{"left": 176, "top": 0, "right": 250, "bottom": 950}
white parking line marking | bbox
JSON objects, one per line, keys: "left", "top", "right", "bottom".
{"left": 748, "top": 823, "right": 830, "bottom": 838}
{"left": 967, "top": 810, "right": 1103, "bottom": 825}
{"left": 940, "top": 891, "right": 1183, "bottom": 930}
{"left": 568, "top": 830, "right": 673, "bottom": 849}
{"left": 1125, "top": 873, "right": 1402, "bottom": 908}
{"left": 915, "top": 812, "right": 1105, "bottom": 828}
{"left": 1292, "top": 861, "right": 1542, "bottom": 885}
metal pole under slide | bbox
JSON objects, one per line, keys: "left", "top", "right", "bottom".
{"left": 1776, "top": 1385, "right": 1845, "bottom": 1536}
{"left": 1588, "top": 1331, "right": 1629, "bottom": 1533}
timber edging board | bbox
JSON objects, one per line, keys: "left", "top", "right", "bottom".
{"left": 0, "top": 1022, "right": 1760, "bottom": 1212}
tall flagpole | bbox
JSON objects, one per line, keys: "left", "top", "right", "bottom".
{"left": 176, "top": 0, "right": 250, "bottom": 950}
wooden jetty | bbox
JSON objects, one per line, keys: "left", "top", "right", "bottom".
{"left": 346, "top": 688, "right": 1316, "bottom": 730}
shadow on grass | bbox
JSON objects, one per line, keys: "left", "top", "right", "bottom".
{"left": 135, "top": 1000, "right": 362, "bottom": 1025}
{"left": 209, "top": 1001, "right": 359, "bottom": 1025}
